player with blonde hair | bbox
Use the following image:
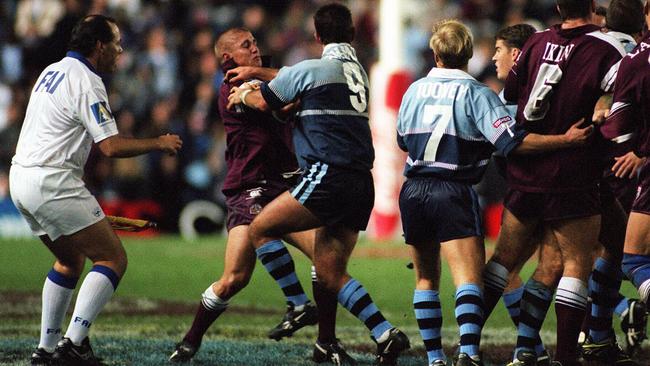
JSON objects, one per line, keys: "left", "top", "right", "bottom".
{"left": 397, "top": 19, "right": 591, "bottom": 366}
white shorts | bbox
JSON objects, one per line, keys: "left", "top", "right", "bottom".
{"left": 9, "top": 165, "right": 105, "bottom": 241}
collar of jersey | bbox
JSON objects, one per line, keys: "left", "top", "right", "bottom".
{"left": 322, "top": 43, "right": 359, "bottom": 63}
{"left": 66, "top": 51, "right": 100, "bottom": 77}
{"left": 427, "top": 67, "right": 475, "bottom": 80}
{"left": 606, "top": 31, "right": 637, "bottom": 47}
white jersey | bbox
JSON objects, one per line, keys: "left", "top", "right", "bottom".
{"left": 12, "top": 52, "right": 118, "bottom": 174}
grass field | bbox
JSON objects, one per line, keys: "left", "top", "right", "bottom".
{"left": 0, "top": 235, "right": 646, "bottom": 365}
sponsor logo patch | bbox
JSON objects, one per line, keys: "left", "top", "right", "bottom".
{"left": 493, "top": 115, "right": 512, "bottom": 128}
{"left": 90, "top": 101, "right": 113, "bottom": 124}
{"left": 249, "top": 203, "right": 263, "bottom": 215}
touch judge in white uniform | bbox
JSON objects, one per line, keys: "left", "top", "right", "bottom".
{"left": 9, "top": 14, "right": 182, "bottom": 366}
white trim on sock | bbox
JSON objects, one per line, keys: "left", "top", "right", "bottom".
{"left": 639, "top": 279, "right": 650, "bottom": 303}
{"left": 556, "top": 277, "right": 588, "bottom": 310}
{"left": 202, "top": 286, "right": 229, "bottom": 311}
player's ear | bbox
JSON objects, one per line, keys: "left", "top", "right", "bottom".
{"left": 511, "top": 47, "right": 521, "bottom": 61}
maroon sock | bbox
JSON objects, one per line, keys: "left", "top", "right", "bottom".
{"left": 312, "top": 271, "right": 337, "bottom": 343}
{"left": 183, "top": 302, "right": 226, "bottom": 346}
{"left": 555, "top": 302, "right": 587, "bottom": 366}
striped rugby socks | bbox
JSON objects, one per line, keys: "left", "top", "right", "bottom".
{"left": 414, "top": 289, "right": 445, "bottom": 364}
{"left": 255, "top": 240, "right": 309, "bottom": 307}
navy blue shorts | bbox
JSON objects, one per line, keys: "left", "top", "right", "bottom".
{"left": 290, "top": 162, "right": 374, "bottom": 231}
{"left": 399, "top": 177, "right": 483, "bottom": 245}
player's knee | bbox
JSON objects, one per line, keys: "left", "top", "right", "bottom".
{"left": 219, "top": 272, "right": 251, "bottom": 298}
{"left": 55, "top": 256, "right": 85, "bottom": 277}
{"left": 533, "top": 258, "right": 563, "bottom": 287}
{"left": 489, "top": 251, "right": 517, "bottom": 271}
{"left": 622, "top": 253, "right": 650, "bottom": 288}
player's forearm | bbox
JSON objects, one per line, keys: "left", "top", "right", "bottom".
{"left": 241, "top": 89, "right": 270, "bottom": 112}
{"left": 514, "top": 133, "right": 574, "bottom": 154}
{"left": 98, "top": 135, "right": 172, "bottom": 158}
{"left": 250, "top": 67, "right": 278, "bottom": 81}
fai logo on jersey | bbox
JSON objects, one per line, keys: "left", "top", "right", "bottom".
{"left": 493, "top": 116, "right": 512, "bottom": 128}
{"left": 90, "top": 101, "right": 113, "bottom": 125}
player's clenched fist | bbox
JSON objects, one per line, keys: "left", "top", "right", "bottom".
{"left": 158, "top": 134, "right": 183, "bottom": 155}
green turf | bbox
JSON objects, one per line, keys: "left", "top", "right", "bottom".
{"left": 0, "top": 235, "right": 643, "bottom": 365}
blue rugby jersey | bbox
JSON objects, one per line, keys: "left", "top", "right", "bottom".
{"left": 260, "top": 43, "right": 374, "bottom": 171}
{"left": 397, "top": 68, "right": 527, "bottom": 184}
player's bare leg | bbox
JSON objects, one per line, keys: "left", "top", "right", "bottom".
{"left": 551, "top": 215, "right": 601, "bottom": 366}
{"left": 284, "top": 229, "right": 354, "bottom": 364}
{"left": 31, "top": 235, "right": 85, "bottom": 364}
{"left": 171, "top": 225, "right": 256, "bottom": 362}
{"left": 620, "top": 213, "right": 650, "bottom": 353}
{"left": 581, "top": 197, "right": 639, "bottom": 364}
{"left": 509, "top": 231, "right": 562, "bottom": 366}
{"left": 442, "top": 236, "right": 485, "bottom": 365}
{"left": 250, "top": 192, "right": 408, "bottom": 364}
{"left": 410, "top": 241, "right": 445, "bottom": 365}
{"left": 483, "top": 208, "right": 541, "bottom": 319}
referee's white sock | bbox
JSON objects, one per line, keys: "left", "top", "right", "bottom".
{"left": 39, "top": 269, "right": 78, "bottom": 352}
{"left": 65, "top": 265, "right": 120, "bottom": 346}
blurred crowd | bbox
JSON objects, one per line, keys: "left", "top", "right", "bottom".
{"left": 0, "top": 0, "right": 610, "bottom": 231}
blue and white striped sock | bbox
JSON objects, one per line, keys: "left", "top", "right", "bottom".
{"left": 588, "top": 258, "right": 623, "bottom": 342}
{"left": 414, "top": 289, "right": 445, "bottom": 364}
{"left": 515, "top": 279, "right": 553, "bottom": 357}
{"left": 256, "top": 240, "right": 308, "bottom": 306}
{"left": 338, "top": 278, "right": 392, "bottom": 340}
{"left": 455, "top": 283, "right": 483, "bottom": 357}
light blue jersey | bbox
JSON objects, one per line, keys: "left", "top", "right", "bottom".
{"left": 397, "top": 68, "right": 526, "bottom": 184}
{"left": 260, "top": 43, "right": 374, "bottom": 171}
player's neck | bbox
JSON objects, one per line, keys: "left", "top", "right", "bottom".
{"left": 561, "top": 17, "right": 591, "bottom": 29}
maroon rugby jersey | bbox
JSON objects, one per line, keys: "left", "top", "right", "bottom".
{"left": 601, "top": 33, "right": 650, "bottom": 157}
{"left": 218, "top": 76, "right": 297, "bottom": 194}
{"left": 504, "top": 24, "right": 625, "bottom": 192}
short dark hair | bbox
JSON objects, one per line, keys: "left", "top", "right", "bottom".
{"left": 495, "top": 24, "right": 537, "bottom": 50}
{"left": 595, "top": 5, "right": 608, "bottom": 17}
{"left": 606, "top": 0, "right": 645, "bottom": 35}
{"left": 556, "top": 0, "right": 593, "bottom": 20}
{"left": 68, "top": 14, "right": 117, "bottom": 57}
{"left": 313, "top": 3, "right": 354, "bottom": 44}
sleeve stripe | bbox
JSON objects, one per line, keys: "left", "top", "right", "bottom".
{"left": 601, "top": 60, "right": 620, "bottom": 92}
{"left": 611, "top": 132, "right": 635, "bottom": 144}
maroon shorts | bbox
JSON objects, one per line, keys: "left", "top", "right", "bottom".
{"left": 504, "top": 187, "right": 600, "bottom": 221}
{"left": 224, "top": 180, "right": 290, "bottom": 231}
{"left": 631, "top": 160, "right": 650, "bottom": 214}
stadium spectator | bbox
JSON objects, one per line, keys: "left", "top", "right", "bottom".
{"left": 227, "top": 3, "right": 411, "bottom": 365}
{"left": 169, "top": 27, "right": 356, "bottom": 365}
{"left": 484, "top": 1, "right": 626, "bottom": 365}
{"left": 8, "top": 15, "right": 182, "bottom": 365}
{"left": 396, "top": 19, "right": 591, "bottom": 366}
